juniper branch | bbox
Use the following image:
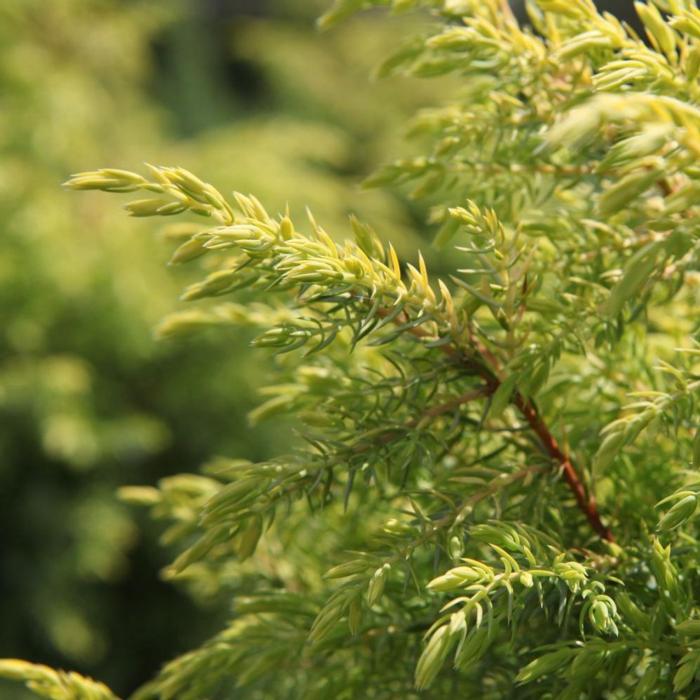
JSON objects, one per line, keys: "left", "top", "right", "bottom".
{"left": 380, "top": 302, "right": 614, "bottom": 540}
{"left": 67, "top": 165, "right": 613, "bottom": 542}
{"left": 22, "top": 1, "right": 700, "bottom": 697}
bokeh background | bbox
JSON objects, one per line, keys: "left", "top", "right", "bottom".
{"left": 0, "top": 0, "right": 637, "bottom": 698}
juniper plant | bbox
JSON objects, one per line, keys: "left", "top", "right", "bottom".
{"left": 5, "top": 0, "right": 700, "bottom": 697}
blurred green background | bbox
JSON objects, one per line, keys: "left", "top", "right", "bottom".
{"left": 0, "top": 0, "right": 638, "bottom": 697}
{"left": 0, "top": 1, "right": 443, "bottom": 697}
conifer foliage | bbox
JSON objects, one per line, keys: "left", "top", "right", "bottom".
{"left": 5, "top": 0, "right": 700, "bottom": 697}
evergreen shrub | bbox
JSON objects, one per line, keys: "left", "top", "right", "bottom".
{"left": 5, "top": 0, "right": 700, "bottom": 697}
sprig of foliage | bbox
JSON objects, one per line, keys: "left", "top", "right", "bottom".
{"left": 0, "top": 660, "right": 118, "bottom": 700}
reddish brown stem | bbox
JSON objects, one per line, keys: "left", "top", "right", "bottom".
{"left": 418, "top": 387, "right": 490, "bottom": 421}
{"left": 512, "top": 391, "right": 614, "bottom": 542}
{"left": 354, "top": 386, "right": 490, "bottom": 453}
{"left": 377, "top": 306, "right": 613, "bottom": 541}
{"left": 475, "top": 367, "right": 613, "bottom": 542}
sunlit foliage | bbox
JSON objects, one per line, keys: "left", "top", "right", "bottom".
{"left": 6, "top": 0, "right": 700, "bottom": 698}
